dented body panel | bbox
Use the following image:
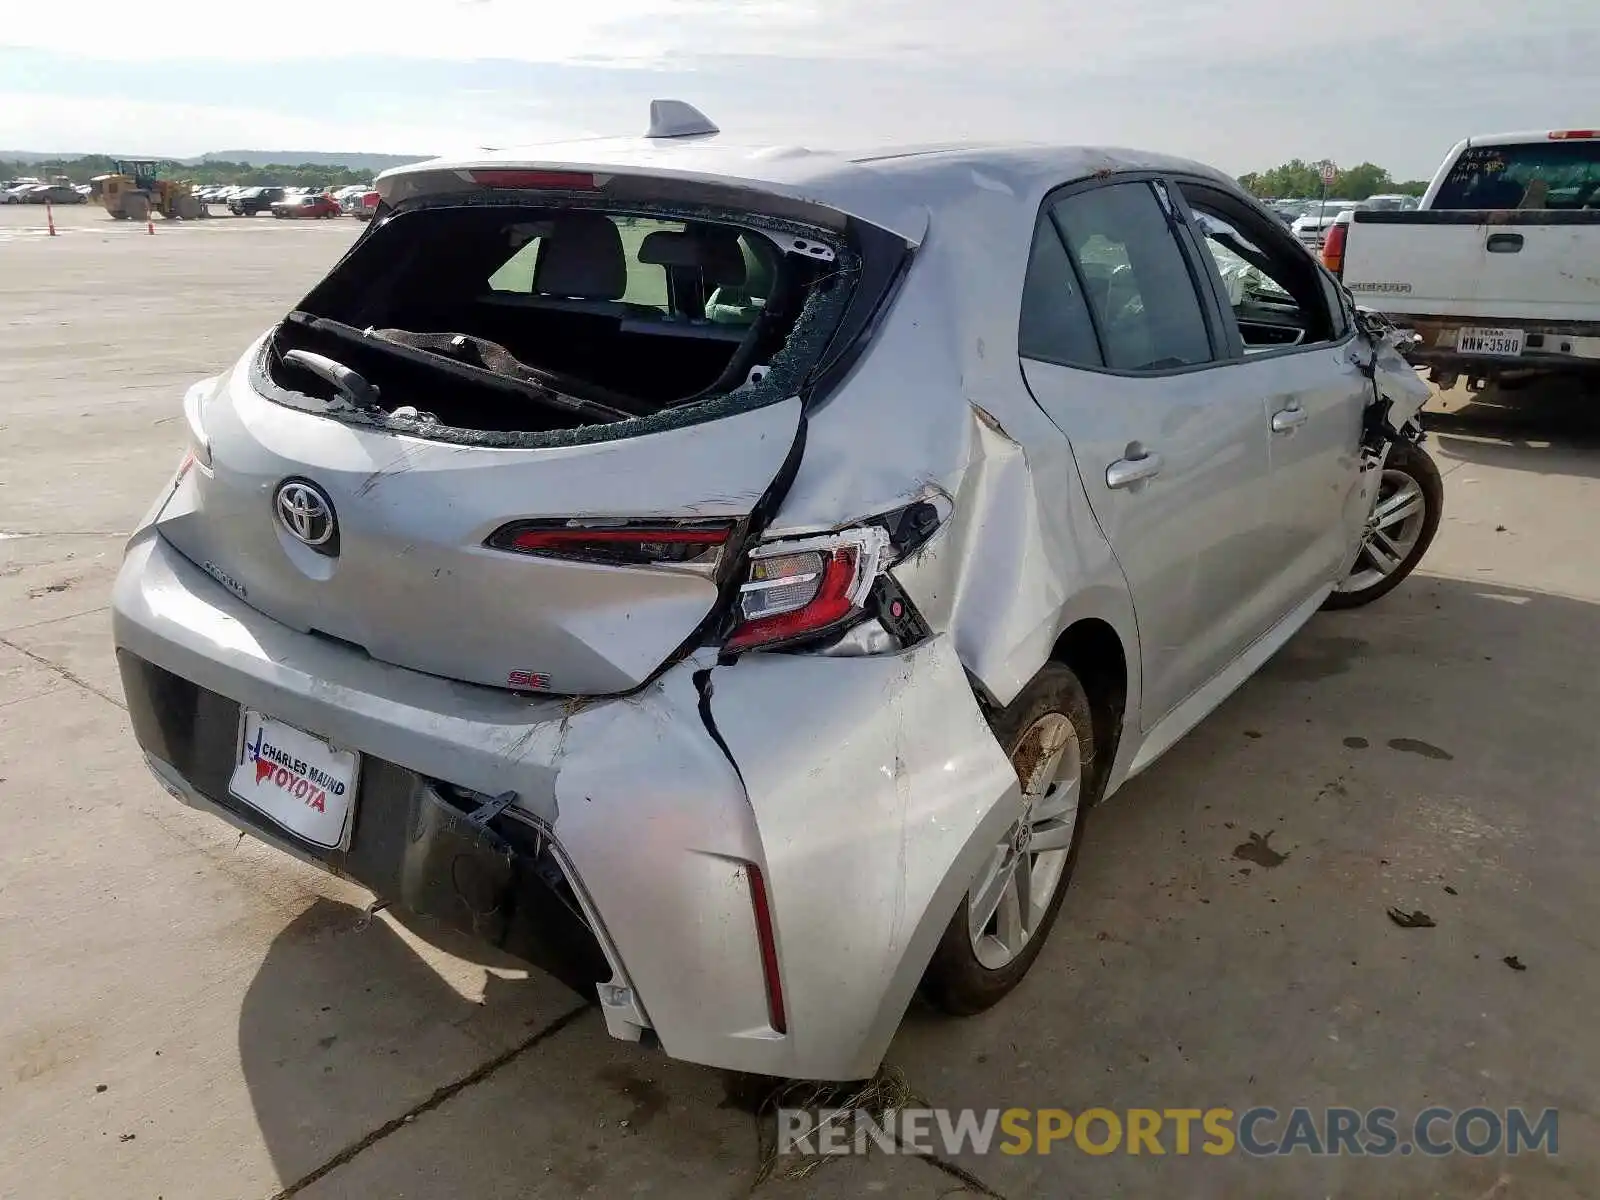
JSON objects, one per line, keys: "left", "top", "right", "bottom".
{"left": 113, "top": 527, "right": 1011, "bottom": 1078}
{"left": 706, "top": 638, "right": 1020, "bottom": 1078}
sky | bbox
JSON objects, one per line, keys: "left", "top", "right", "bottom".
{"left": 2, "top": 0, "right": 1598, "bottom": 179}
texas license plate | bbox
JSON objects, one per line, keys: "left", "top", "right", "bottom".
{"left": 228, "top": 710, "right": 359, "bottom": 849}
{"left": 1457, "top": 327, "right": 1524, "bottom": 356}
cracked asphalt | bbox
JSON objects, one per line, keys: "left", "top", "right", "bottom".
{"left": 2, "top": 204, "right": 1598, "bottom": 1198}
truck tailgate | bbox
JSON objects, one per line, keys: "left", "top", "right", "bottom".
{"left": 1343, "top": 210, "right": 1600, "bottom": 323}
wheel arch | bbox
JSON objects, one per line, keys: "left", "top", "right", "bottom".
{"left": 1049, "top": 616, "right": 1129, "bottom": 802}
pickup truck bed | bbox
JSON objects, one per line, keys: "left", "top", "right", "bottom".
{"left": 1342, "top": 208, "right": 1600, "bottom": 378}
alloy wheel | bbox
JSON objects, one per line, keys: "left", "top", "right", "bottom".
{"left": 1338, "top": 466, "right": 1429, "bottom": 594}
{"left": 967, "top": 712, "right": 1082, "bottom": 970}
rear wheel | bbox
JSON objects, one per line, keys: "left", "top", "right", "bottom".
{"left": 1324, "top": 440, "right": 1443, "bottom": 610}
{"left": 922, "top": 663, "right": 1096, "bottom": 1015}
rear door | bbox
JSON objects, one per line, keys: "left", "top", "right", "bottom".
{"left": 1018, "top": 177, "right": 1280, "bottom": 728}
{"left": 1176, "top": 180, "right": 1371, "bottom": 611}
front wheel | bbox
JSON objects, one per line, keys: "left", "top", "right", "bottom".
{"left": 1324, "top": 440, "right": 1443, "bottom": 610}
{"left": 922, "top": 663, "right": 1098, "bottom": 1015}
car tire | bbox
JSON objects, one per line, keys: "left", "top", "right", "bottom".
{"left": 922, "top": 663, "right": 1099, "bottom": 1016}
{"left": 1323, "top": 440, "right": 1443, "bottom": 610}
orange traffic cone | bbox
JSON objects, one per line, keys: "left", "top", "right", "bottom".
{"left": 147, "top": 214, "right": 155, "bottom": 235}
{"left": 46, "top": 200, "right": 57, "bottom": 237}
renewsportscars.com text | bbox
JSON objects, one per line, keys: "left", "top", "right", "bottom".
{"left": 778, "top": 1106, "right": 1559, "bottom": 1158}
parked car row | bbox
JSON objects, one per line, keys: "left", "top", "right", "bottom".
{"left": 1284, "top": 194, "right": 1420, "bottom": 247}
{"left": 2, "top": 180, "right": 89, "bottom": 204}
{"left": 202, "top": 182, "right": 378, "bottom": 218}
{"left": 2, "top": 177, "right": 380, "bottom": 218}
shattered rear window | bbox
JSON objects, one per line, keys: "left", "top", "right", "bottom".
{"left": 260, "top": 199, "right": 862, "bottom": 447}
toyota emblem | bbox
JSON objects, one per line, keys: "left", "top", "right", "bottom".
{"left": 274, "top": 479, "right": 339, "bottom": 555}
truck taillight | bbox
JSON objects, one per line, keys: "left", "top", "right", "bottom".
{"left": 1548, "top": 130, "right": 1598, "bottom": 140}
{"left": 1322, "top": 221, "right": 1347, "bottom": 278}
{"left": 725, "top": 527, "right": 888, "bottom": 652}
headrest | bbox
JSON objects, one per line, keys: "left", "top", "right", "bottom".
{"left": 638, "top": 228, "right": 747, "bottom": 287}
{"left": 532, "top": 213, "right": 627, "bottom": 300}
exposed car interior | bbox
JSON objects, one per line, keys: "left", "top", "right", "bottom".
{"left": 1180, "top": 185, "right": 1340, "bottom": 351}
{"left": 266, "top": 204, "right": 832, "bottom": 433}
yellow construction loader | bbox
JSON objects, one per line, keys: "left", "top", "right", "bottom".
{"left": 91, "top": 161, "right": 206, "bottom": 221}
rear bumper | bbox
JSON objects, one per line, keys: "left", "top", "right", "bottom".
{"left": 112, "top": 530, "right": 1017, "bottom": 1080}
{"left": 1394, "top": 314, "right": 1600, "bottom": 375}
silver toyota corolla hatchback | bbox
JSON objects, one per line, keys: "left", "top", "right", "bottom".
{"left": 112, "top": 104, "right": 1438, "bottom": 1082}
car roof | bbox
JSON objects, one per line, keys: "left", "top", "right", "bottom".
{"left": 377, "top": 136, "right": 1239, "bottom": 244}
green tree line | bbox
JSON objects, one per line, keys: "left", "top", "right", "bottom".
{"left": 1236, "top": 160, "right": 1431, "bottom": 200}
{"left": 0, "top": 155, "right": 374, "bottom": 189}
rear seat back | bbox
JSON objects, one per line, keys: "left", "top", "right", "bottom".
{"left": 530, "top": 213, "right": 629, "bottom": 315}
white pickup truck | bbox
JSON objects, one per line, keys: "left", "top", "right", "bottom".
{"left": 1334, "top": 129, "right": 1600, "bottom": 387}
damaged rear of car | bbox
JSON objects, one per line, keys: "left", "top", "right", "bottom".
{"left": 156, "top": 167, "right": 912, "bottom": 698}
{"left": 114, "top": 138, "right": 978, "bottom": 1081}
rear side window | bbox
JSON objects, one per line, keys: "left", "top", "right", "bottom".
{"left": 1432, "top": 140, "right": 1600, "bottom": 210}
{"left": 1049, "top": 182, "right": 1214, "bottom": 372}
{"left": 1019, "top": 215, "right": 1102, "bottom": 367}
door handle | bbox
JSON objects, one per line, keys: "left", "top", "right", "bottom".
{"left": 1486, "top": 232, "right": 1524, "bottom": 253}
{"left": 1271, "top": 404, "right": 1309, "bottom": 433}
{"left": 1106, "top": 446, "right": 1164, "bottom": 489}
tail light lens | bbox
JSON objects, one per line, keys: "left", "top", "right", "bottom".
{"left": 485, "top": 519, "right": 733, "bottom": 569}
{"left": 725, "top": 527, "right": 888, "bottom": 652}
{"left": 1322, "top": 220, "right": 1347, "bottom": 277}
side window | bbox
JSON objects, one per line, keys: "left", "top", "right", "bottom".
{"left": 1179, "top": 184, "right": 1339, "bottom": 350}
{"left": 487, "top": 233, "right": 544, "bottom": 293}
{"left": 1050, "top": 182, "right": 1214, "bottom": 371}
{"left": 1019, "top": 213, "right": 1102, "bottom": 367}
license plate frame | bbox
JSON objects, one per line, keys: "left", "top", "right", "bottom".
{"left": 228, "top": 709, "right": 360, "bottom": 850}
{"left": 1457, "top": 326, "right": 1525, "bottom": 356}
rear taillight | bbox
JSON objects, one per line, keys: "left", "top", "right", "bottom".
{"left": 1548, "top": 130, "right": 1598, "bottom": 140}
{"left": 485, "top": 519, "right": 733, "bottom": 568}
{"left": 725, "top": 527, "right": 888, "bottom": 652}
{"left": 1322, "top": 221, "right": 1347, "bottom": 277}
